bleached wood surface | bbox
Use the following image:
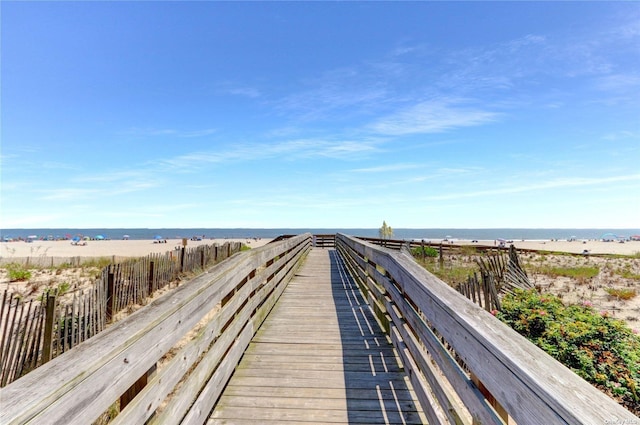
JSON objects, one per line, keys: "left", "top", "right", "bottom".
{"left": 0, "top": 234, "right": 310, "bottom": 425}
{"left": 209, "top": 248, "right": 426, "bottom": 425}
{"left": 336, "top": 233, "right": 639, "bottom": 425}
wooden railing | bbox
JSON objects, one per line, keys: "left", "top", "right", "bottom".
{"left": 0, "top": 242, "right": 243, "bottom": 388}
{"left": 335, "top": 233, "right": 637, "bottom": 425}
{"left": 0, "top": 234, "right": 311, "bottom": 425}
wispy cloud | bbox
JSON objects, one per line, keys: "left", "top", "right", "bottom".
{"left": 424, "top": 173, "right": 640, "bottom": 201}
{"left": 40, "top": 180, "right": 157, "bottom": 201}
{"left": 122, "top": 127, "right": 218, "bottom": 138}
{"left": 369, "top": 98, "right": 499, "bottom": 136}
{"left": 159, "top": 138, "right": 383, "bottom": 170}
{"left": 603, "top": 130, "right": 640, "bottom": 141}
{"left": 215, "top": 81, "right": 261, "bottom": 98}
{"left": 595, "top": 73, "right": 640, "bottom": 92}
{"left": 350, "top": 163, "right": 420, "bottom": 173}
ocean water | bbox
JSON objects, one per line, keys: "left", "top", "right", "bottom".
{"left": 1, "top": 228, "right": 638, "bottom": 241}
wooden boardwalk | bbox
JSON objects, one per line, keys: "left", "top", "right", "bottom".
{"left": 208, "top": 248, "right": 427, "bottom": 425}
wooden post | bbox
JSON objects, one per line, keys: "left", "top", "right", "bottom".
{"left": 439, "top": 243, "right": 444, "bottom": 269}
{"left": 42, "top": 294, "right": 57, "bottom": 364}
{"left": 120, "top": 363, "right": 157, "bottom": 411}
{"left": 106, "top": 272, "right": 115, "bottom": 323}
{"left": 200, "top": 250, "right": 205, "bottom": 269}
{"left": 421, "top": 239, "right": 425, "bottom": 262}
{"left": 148, "top": 261, "right": 155, "bottom": 295}
{"left": 470, "top": 372, "right": 511, "bottom": 424}
{"left": 180, "top": 247, "right": 185, "bottom": 273}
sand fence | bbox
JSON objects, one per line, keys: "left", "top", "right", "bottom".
{"left": 0, "top": 241, "right": 243, "bottom": 387}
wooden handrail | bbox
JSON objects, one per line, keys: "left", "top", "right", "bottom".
{"left": 335, "top": 233, "right": 638, "bottom": 425}
{"left": 0, "top": 234, "right": 312, "bottom": 425}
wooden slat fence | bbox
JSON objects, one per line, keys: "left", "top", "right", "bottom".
{"left": 456, "top": 245, "right": 535, "bottom": 312}
{"left": 0, "top": 234, "right": 311, "bottom": 425}
{"left": 0, "top": 241, "right": 242, "bottom": 387}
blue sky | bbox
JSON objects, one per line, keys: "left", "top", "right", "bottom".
{"left": 1, "top": 2, "right": 639, "bottom": 229}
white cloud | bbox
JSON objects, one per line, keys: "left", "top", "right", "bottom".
{"left": 369, "top": 99, "right": 499, "bottom": 136}
{"left": 423, "top": 173, "right": 640, "bottom": 201}
{"left": 603, "top": 130, "right": 639, "bottom": 141}
{"left": 350, "top": 163, "right": 420, "bottom": 173}
{"left": 122, "top": 128, "right": 218, "bottom": 138}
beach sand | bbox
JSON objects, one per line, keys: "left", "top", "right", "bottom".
{"left": 1, "top": 235, "right": 638, "bottom": 331}
{"left": 455, "top": 239, "right": 640, "bottom": 256}
{"left": 0, "top": 237, "right": 272, "bottom": 259}
{"left": 2, "top": 237, "right": 639, "bottom": 259}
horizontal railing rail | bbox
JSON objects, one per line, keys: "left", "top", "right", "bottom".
{"left": 0, "top": 234, "right": 312, "bottom": 425}
{"left": 335, "top": 233, "right": 638, "bottom": 425}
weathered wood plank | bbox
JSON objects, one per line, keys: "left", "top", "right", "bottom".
{"left": 210, "top": 405, "right": 425, "bottom": 424}
{"left": 209, "top": 248, "right": 425, "bottom": 424}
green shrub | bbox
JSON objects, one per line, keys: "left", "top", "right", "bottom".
{"left": 57, "top": 282, "right": 71, "bottom": 295}
{"left": 496, "top": 289, "right": 640, "bottom": 414}
{"left": 412, "top": 246, "right": 439, "bottom": 258}
{"left": 6, "top": 263, "right": 32, "bottom": 281}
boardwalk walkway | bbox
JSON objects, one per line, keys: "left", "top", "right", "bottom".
{"left": 208, "top": 248, "right": 427, "bottom": 424}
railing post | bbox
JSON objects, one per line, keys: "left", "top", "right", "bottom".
{"left": 470, "top": 373, "right": 511, "bottom": 424}
{"left": 42, "top": 293, "right": 57, "bottom": 364}
{"left": 148, "top": 261, "right": 155, "bottom": 295}
{"left": 120, "top": 363, "right": 157, "bottom": 411}
{"left": 106, "top": 271, "right": 115, "bottom": 323}
{"left": 180, "top": 238, "right": 187, "bottom": 273}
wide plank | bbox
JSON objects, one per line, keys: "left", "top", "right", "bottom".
{"left": 208, "top": 248, "right": 426, "bottom": 424}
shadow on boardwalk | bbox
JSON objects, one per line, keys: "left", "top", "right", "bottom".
{"left": 209, "top": 248, "right": 425, "bottom": 424}
{"left": 329, "top": 249, "right": 424, "bottom": 424}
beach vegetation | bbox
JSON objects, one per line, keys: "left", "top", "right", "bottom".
{"left": 460, "top": 245, "right": 478, "bottom": 256}
{"left": 240, "top": 245, "right": 251, "bottom": 251}
{"left": 57, "top": 281, "right": 71, "bottom": 296}
{"left": 496, "top": 289, "right": 640, "bottom": 414}
{"left": 615, "top": 265, "right": 640, "bottom": 280}
{"left": 379, "top": 221, "right": 393, "bottom": 239}
{"left": 531, "top": 265, "right": 599, "bottom": 280}
{"left": 6, "top": 263, "right": 32, "bottom": 281}
{"left": 411, "top": 246, "right": 439, "bottom": 258}
{"left": 80, "top": 257, "right": 114, "bottom": 269}
{"left": 419, "top": 260, "right": 477, "bottom": 285}
{"left": 605, "top": 288, "right": 637, "bottom": 301}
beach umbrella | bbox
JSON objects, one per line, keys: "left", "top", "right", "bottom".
{"left": 154, "top": 235, "right": 163, "bottom": 240}
{"left": 123, "top": 235, "right": 130, "bottom": 240}
{"left": 95, "top": 235, "right": 105, "bottom": 240}
{"left": 72, "top": 236, "right": 81, "bottom": 242}
{"left": 27, "top": 235, "right": 38, "bottom": 240}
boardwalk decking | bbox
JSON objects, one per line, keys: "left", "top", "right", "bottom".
{"left": 208, "top": 248, "right": 427, "bottom": 424}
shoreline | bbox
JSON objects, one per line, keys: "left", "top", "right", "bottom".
{"left": 1, "top": 237, "right": 638, "bottom": 259}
